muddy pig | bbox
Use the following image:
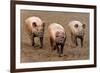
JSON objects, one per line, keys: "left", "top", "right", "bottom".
{"left": 48, "top": 23, "right": 66, "bottom": 57}
{"left": 25, "top": 16, "right": 45, "bottom": 48}
{"left": 68, "top": 20, "right": 85, "bottom": 48}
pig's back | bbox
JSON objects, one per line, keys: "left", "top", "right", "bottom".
{"left": 25, "top": 16, "right": 42, "bottom": 26}
{"left": 48, "top": 23, "right": 65, "bottom": 39}
{"left": 25, "top": 16, "right": 42, "bottom": 33}
{"left": 68, "top": 20, "right": 82, "bottom": 34}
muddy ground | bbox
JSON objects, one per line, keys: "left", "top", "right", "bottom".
{"left": 20, "top": 10, "right": 89, "bottom": 63}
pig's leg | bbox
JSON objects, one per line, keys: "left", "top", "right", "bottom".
{"left": 40, "top": 37, "right": 43, "bottom": 48}
{"left": 50, "top": 38, "right": 52, "bottom": 46}
{"left": 71, "top": 33, "right": 76, "bottom": 46}
{"left": 53, "top": 45, "right": 57, "bottom": 50}
{"left": 75, "top": 36, "right": 78, "bottom": 46}
{"left": 56, "top": 44, "right": 63, "bottom": 57}
{"left": 80, "top": 37, "right": 83, "bottom": 48}
{"left": 71, "top": 33, "right": 74, "bottom": 43}
{"left": 56, "top": 44, "right": 64, "bottom": 57}
{"left": 59, "top": 38, "right": 66, "bottom": 57}
{"left": 56, "top": 44, "right": 60, "bottom": 55}
{"left": 50, "top": 37, "right": 54, "bottom": 50}
{"left": 32, "top": 34, "right": 35, "bottom": 46}
{"left": 59, "top": 44, "right": 64, "bottom": 57}
{"left": 72, "top": 35, "right": 77, "bottom": 47}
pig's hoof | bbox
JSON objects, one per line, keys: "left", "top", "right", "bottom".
{"left": 40, "top": 46, "right": 43, "bottom": 48}
{"left": 59, "top": 54, "right": 63, "bottom": 57}
{"left": 32, "top": 43, "right": 35, "bottom": 46}
{"left": 32, "top": 44, "right": 34, "bottom": 47}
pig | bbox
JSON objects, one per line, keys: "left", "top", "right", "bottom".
{"left": 68, "top": 20, "right": 85, "bottom": 48}
{"left": 25, "top": 16, "right": 45, "bottom": 48}
{"left": 48, "top": 23, "right": 66, "bottom": 57}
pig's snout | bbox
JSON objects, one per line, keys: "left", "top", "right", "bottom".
{"left": 56, "top": 36, "right": 65, "bottom": 44}
{"left": 38, "top": 28, "right": 44, "bottom": 37}
{"left": 38, "top": 31, "right": 44, "bottom": 37}
{"left": 32, "top": 30, "right": 44, "bottom": 37}
{"left": 34, "top": 27, "right": 44, "bottom": 37}
{"left": 78, "top": 31, "right": 84, "bottom": 37}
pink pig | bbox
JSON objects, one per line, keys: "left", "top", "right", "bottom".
{"left": 48, "top": 23, "right": 66, "bottom": 57}
{"left": 25, "top": 16, "right": 45, "bottom": 48}
{"left": 68, "top": 20, "right": 85, "bottom": 48}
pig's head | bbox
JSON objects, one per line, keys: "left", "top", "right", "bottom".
{"left": 32, "top": 21, "right": 45, "bottom": 37}
{"left": 55, "top": 31, "right": 66, "bottom": 44}
{"left": 71, "top": 21, "right": 86, "bottom": 37}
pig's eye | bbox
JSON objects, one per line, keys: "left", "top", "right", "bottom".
{"left": 74, "top": 24, "right": 78, "bottom": 28}
{"left": 56, "top": 35, "right": 59, "bottom": 37}
{"left": 62, "top": 36, "right": 64, "bottom": 38}
{"left": 32, "top": 22, "right": 37, "bottom": 27}
{"left": 82, "top": 24, "right": 85, "bottom": 29}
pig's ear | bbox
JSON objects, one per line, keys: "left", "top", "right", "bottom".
{"left": 42, "top": 21, "right": 45, "bottom": 27}
{"left": 82, "top": 24, "right": 86, "bottom": 29}
{"left": 74, "top": 24, "right": 78, "bottom": 28}
{"left": 56, "top": 31, "right": 60, "bottom": 37}
{"left": 32, "top": 22, "right": 37, "bottom": 27}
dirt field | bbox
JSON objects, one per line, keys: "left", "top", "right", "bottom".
{"left": 20, "top": 10, "right": 89, "bottom": 63}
